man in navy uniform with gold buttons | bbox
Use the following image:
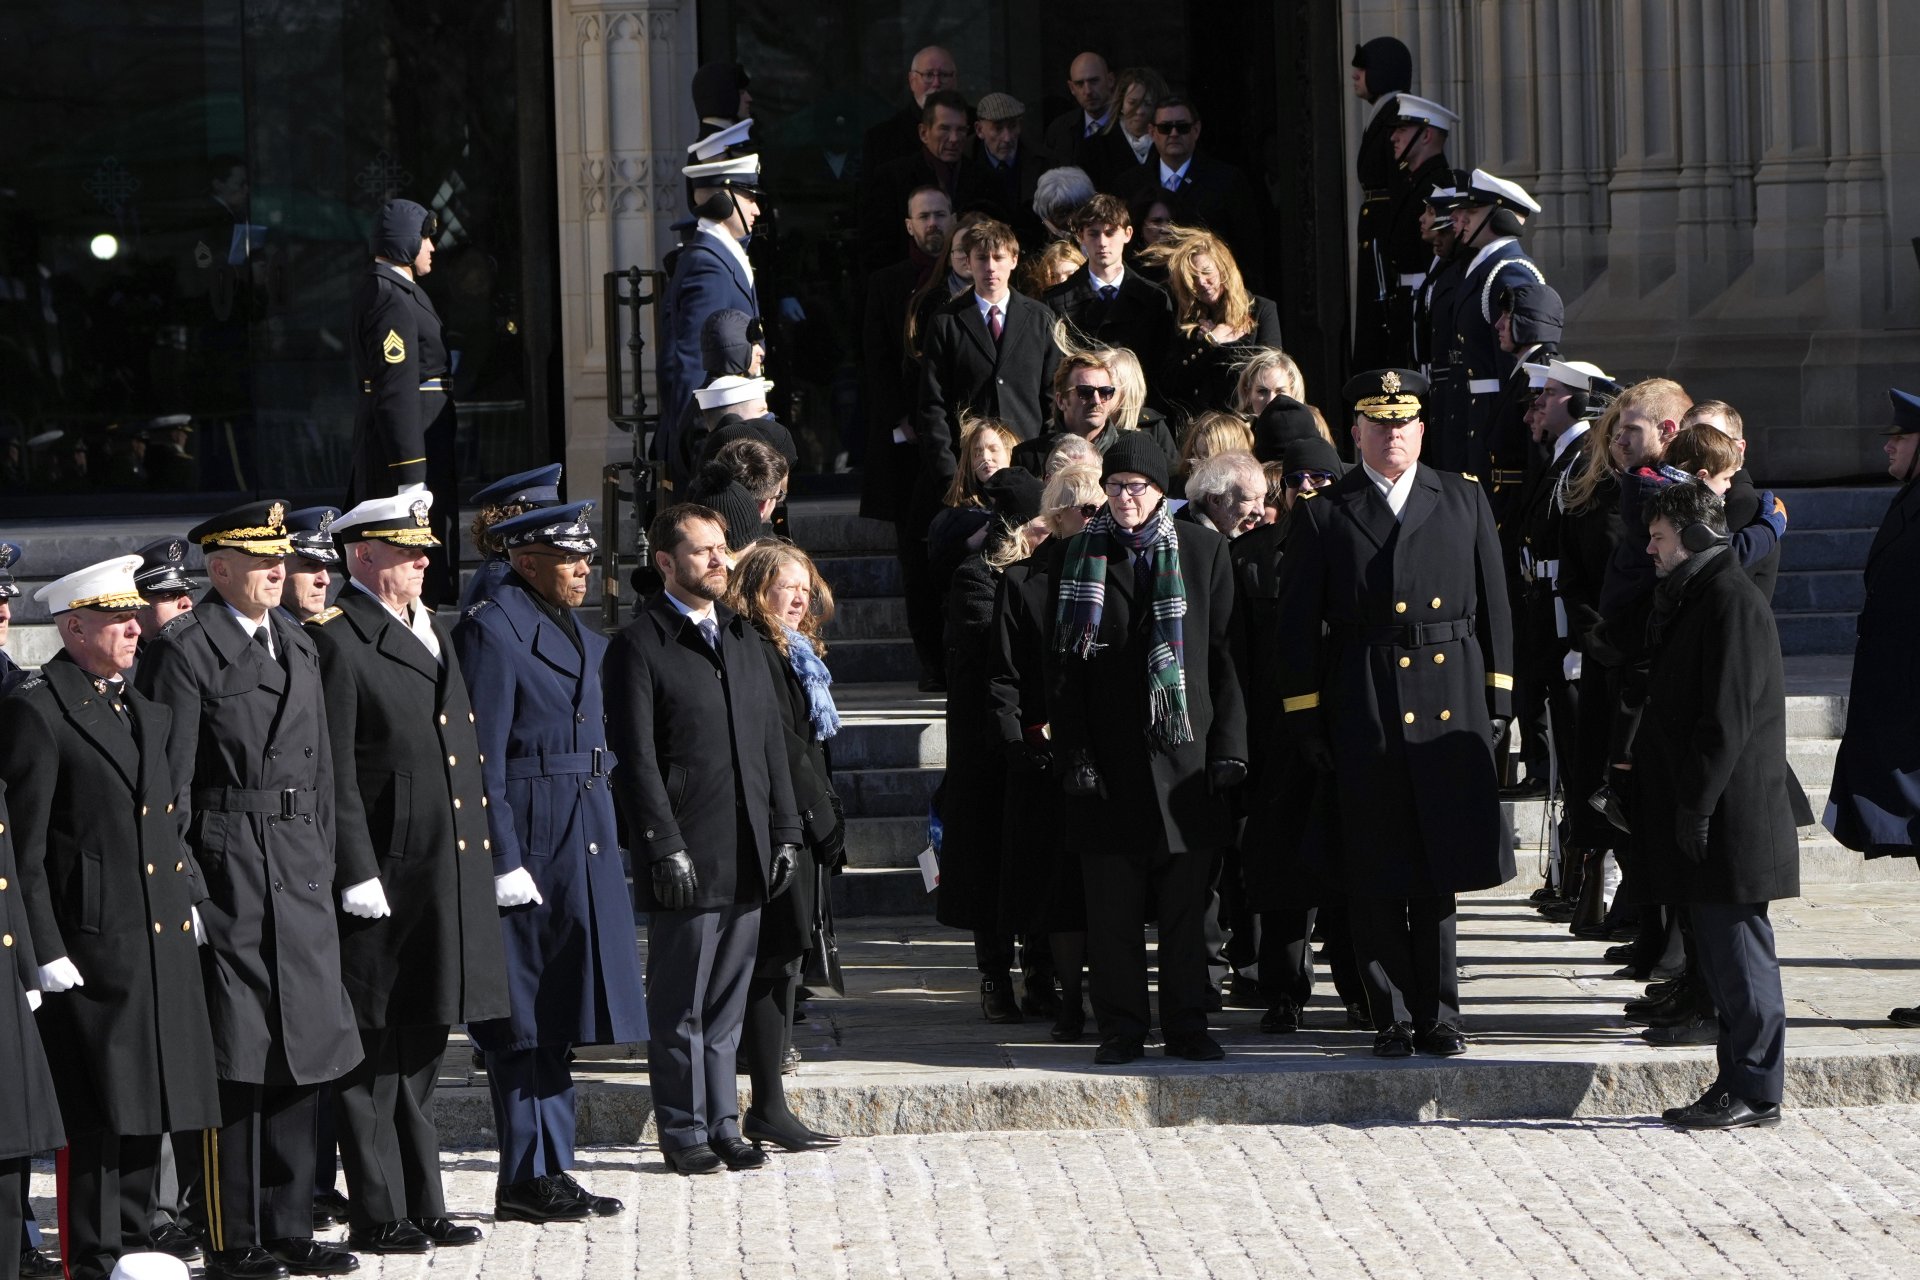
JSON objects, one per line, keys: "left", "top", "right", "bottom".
{"left": 1276, "top": 369, "right": 1514, "bottom": 1059}
{"left": 135, "top": 501, "right": 363, "bottom": 1280}
{"left": 0, "top": 541, "right": 27, "bottom": 695}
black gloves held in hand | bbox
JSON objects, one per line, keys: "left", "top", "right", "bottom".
{"left": 1207, "top": 758, "right": 1248, "bottom": 793}
{"left": 768, "top": 844, "right": 802, "bottom": 899}
{"left": 1675, "top": 809, "right": 1711, "bottom": 864}
{"left": 816, "top": 794, "right": 849, "bottom": 872}
{"left": 1059, "top": 748, "right": 1106, "bottom": 799}
{"left": 651, "top": 850, "right": 698, "bottom": 911}
{"left": 1488, "top": 715, "right": 1511, "bottom": 750}
{"left": 1004, "top": 738, "right": 1054, "bottom": 778}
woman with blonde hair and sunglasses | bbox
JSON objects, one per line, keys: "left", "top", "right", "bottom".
{"left": 1144, "top": 228, "right": 1281, "bottom": 421}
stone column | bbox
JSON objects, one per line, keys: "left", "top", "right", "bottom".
{"left": 1600, "top": 0, "right": 1681, "bottom": 306}
{"left": 1671, "top": 0, "right": 1749, "bottom": 312}
{"left": 551, "top": 0, "right": 697, "bottom": 498}
{"left": 1748, "top": 0, "right": 1829, "bottom": 301}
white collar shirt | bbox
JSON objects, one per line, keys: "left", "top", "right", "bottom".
{"left": 1550, "top": 421, "right": 1590, "bottom": 468}
{"left": 224, "top": 602, "right": 275, "bottom": 660}
{"left": 350, "top": 578, "right": 441, "bottom": 662}
{"left": 1158, "top": 157, "right": 1193, "bottom": 189}
{"left": 695, "top": 218, "right": 755, "bottom": 287}
{"left": 1361, "top": 461, "right": 1419, "bottom": 520}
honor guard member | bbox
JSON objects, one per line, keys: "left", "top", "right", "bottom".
{"left": 1429, "top": 170, "right": 1545, "bottom": 477}
{"left": 1349, "top": 36, "right": 1413, "bottom": 372}
{"left": 0, "top": 556, "right": 221, "bottom": 1280}
{"left": 1483, "top": 281, "right": 1565, "bottom": 525}
{"left": 134, "top": 502, "right": 363, "bottom": 1280}
{"left": 1826, "top": 390, "right": 1920, "bottom": 947}
{"left": 1276, "top": 370, "right": 1515, "bottom": 1059}
{"left": 307, "top": 492, "right": 509, "bottom": 1256}
{"left": 279, "top": 507, "right": 341, "bottom": 623}
{"left": 130, "top": 537, "right": 201, "bottom": 673}
{"left": 453, "top": 502, "right": 647, "bottom": 1223}
{"left": 1, "top": 779, "right": 66, "bottom": 1280}
{"left": 347, "top": 199, "right": 458, "bottom": 605}
{"left": 1412, "top": 172, "right": 1470, "bottom": 379}
{"left": 0, "top": 542, "right": 26, "bottom": 694}
{"left": 657, "top": 124, "right": 765, "bottom": 491}
{"left": 1375, "top": 95, "right": 1457, "bottom": 371}
{"left": 459, "top": 464, "right": 564, "bottom": 612}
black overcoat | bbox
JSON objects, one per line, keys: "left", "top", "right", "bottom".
{"left": 601, "top": 593, "right": 802, "bottom": 910}
{"left": 1827, "top": 478, "right": 1920, "bottom": 855}
{"left": 1275, "top": 466, "right": 1516, "bottom": 897}
{"left": 936, "top": 554, "right": 1008, "bottom": 931}
{"left": 1044, "top": 265, "right": 1176, "bottom": 382}
{"left": 1050, "top": 518, "right": 1247, "bottom": 856}
{"left": 0, "top": 781, "right": 66, "bottom": 1159}
{"left": 1157, "top": 298, "right": 1282, "bottom": 424}
{"left": 347, "top": 262, "right": 452, "bottom": 498}
{"left": 135, "top": 596, "right": 362, "bottom": 1085}
{"left": 0, "top": 655, "right": 220, "bottom": 1134}
{"left": 1634, "top": 551, "right": 1800, "bottom": 904}
{"left": 741, "top": 629, "right": 835, "bottom": 961}
{"left": 453, "top": 579, "right": 648, "bottom": 1052}
{"left": 307, "top": 588, "right": 509, "bottom": 1030}
{"left": 915, "top": 290, "right": 1062, "bottom": 489}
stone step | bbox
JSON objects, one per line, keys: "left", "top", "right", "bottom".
{"left": 784, "top": 499, "right": 897, "bottom": 555}
{"left": 838, "top": 766, "right": 942, "bottom": 820}
{"left": 814, "top": 552, "right": 903, "bottom": 600}
{"left": 1785, "top": 691, "right": 1849, "bottom": 737}
{"left": 1771, "top": 569, "right": 1867, "bottom": 614}
{"left": 1772, "top": 484, "right": 1896, "bottom": 530}
{"left": 1787, "top": 737, "right": 1837, "bottom": 793}
{"left": 1777, "top": 612, "right": 1860, "bottom": 657}
{"left": 1778, "top": 527, "right": 1876, "bottom": 572}
{"left": 824, "top": 596, "right": 908, "bottom": 643}
{"left": 829, "top": 866, "right": 934, "bottom": 917}
{"left": 830, "top": 714, "right": 948, "bottom": 770}
{"left": 846, "top": 815, "right": 928, "bottom": 866}
{"left": 827, "top": 637, "right": 920, "bottom": 684}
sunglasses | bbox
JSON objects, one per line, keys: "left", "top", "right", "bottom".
{"left": 1284, "top": 470, "right": 1336, "bottom": 489}
{"left": 1103, "top": 480, "right": 1154, "bottom": 497}
{"left": 1069, "top": 384, "right": 1117, "bottom": 402}
{"left": 1151, "top": 119, "right": 1195, "bottom": 135}
{"left": 1076, "top": 502, "right": 1103, "bottom": 518}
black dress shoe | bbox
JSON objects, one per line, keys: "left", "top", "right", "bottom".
{"left": 1602, "top": 942, "right": 1637, "bottom": 964}
{"left": 1020, "top": 981, "right": 1062, "bottom": 1018}
{"left": 1527, "top": 882, "right": 1559, "bottom": 904}
{"left": 781, "top": 1044, "right": 802, "bottom": 1074}
{"left": 662, "top": 1144, "right": 726, "bottom": 1175}
{"left": 1050, "top": 1000, "right": 1087, "bottom": 1042}
{"left": 917, "top": 672, "right": 946, "bottom": 693}
{"left": 1665, "top": 1091, "right": 1782, "bottom": 1130}
{"left": 204, "top": 1246, "right": 292, "bottom": 1280}
{"left": 1345, "top": 1001, "right": 1374, "bottom": 1029}
{"left": 19, "top": 1248, "right": 63, "bottom": 1280}
{"left": 1501, "top": 776, "right": 1548, "bottom": 799}
{"left": 553, "top": 1171, "right": 625, "bottom": 1216}
{"left": 1164, "top": 1031, "right": 1225, "bottom": 1061}
{"left": 744, "top": 1112, "right": 831, "bottom": 1153}
{"left": 1260, "top": 1000, "right": 1301, "bottom": 1034}
{"left": 346, "top": 1221, "right": 433, "bottom": 1255}
{"left": 980, "top": 976, "right": 1024, "bottom": 1024}
{"left": 311, "top": 1188, "right": 352, "bottom": 1230}
{"left": 495, "top": 1175, "right": 592, "bottom": 1223}
{"left": 1890, "top": 1005, "right": 1920, "bottom": 1027}
{"left": 1641, "top": 997, "right": 1715, "bottom": 1029}
{"left": 1537, "top": 902, "right": 1577, "bottom": 922}
{"left": 1094, "top": 1035, "right": 1143, "bottom": 1065}
{"left": 1413, "top": 1022, "right": 1467, "bottom": 1056}
{"left": 414, "top": 1218, "right": 483, "bottom": 1247}
{"left": 265, "top": 1238, "right": 360, "bottom": 1276}
{"left": 1641, "top": 1015, "right": 1721, "bottom": 1046}
{"left": 710, "top": 1134, "right": 768, "bottom": 1171}
{"left": 151, "top": 1219, "right": 206, "bottom": 1261}
{"left": 1373, "top": 1023, "right": 1416, "bottom": 1057}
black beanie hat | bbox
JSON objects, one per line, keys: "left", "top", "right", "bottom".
{"left": 1252, "top": 395, "right": 1322, "bottom": 463}
{"left": 980, "top": 466, "right": 1044, "bottom": 526}
{"left": 1281, "top": 435, "right": 1346, "bottom": 481}
{"left": 1351, "top": 37, "right": 1413, "bottom": 100}
{"left": 692, "top": 61, "right": 750, "bottom": 121}
{"left": 1101, "top": 430, "right": 1171, "bottom": 493}
{"left": 372, "top": 199, "right": 434, "bottom": 264}
{"left": 699, "top": 309, "right": 761, "bottom": 377}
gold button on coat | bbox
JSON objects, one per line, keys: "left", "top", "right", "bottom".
{"left": 0, "top": 877, "right": 7, "bottom": 890}
{"left": 2, "top": 934, "right": 11, "bottom": 948}
{"left": 1430, "top": 597, "right": 1442, "bottom": 608}
{"left": 154, "top": 922, "right": 163, "bottom": 934}
{"left": 453, "top": 798, "right": 462, "bottom": 809}
{"left": 1403, "top": 712, "right": 1416, "bottom": 724}
{"left": 1394, "top": 602, "right": 1407, "bottom": 614}
{"left": 438, "top": 714, "right": 447, "bottom": 725}
{"left": 182, "top": 920, "right": 193, "bottom": 932}
{"left": 1440, "top": 709, "right": 1452, "bottom": 721}
{"left": 448, "top": 755, "right": 457, "bottom": 767}
{"left": 1434, "top": 653, "right": 1446, "bottom": 664}
{"left": 458, "top": 839, "right": 467, "bottom": 851}
{"left": 1398, "top": 656, "right": 1410, "bottom": 668}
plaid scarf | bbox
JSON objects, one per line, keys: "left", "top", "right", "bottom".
{"left": 1055, "top": 501, "right": 1192, "bottom": 750}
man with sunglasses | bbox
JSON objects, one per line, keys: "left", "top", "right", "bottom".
{"left": 1010, "top": 349, "right": 1176, "bottom": 476}
{"left": 1136, "top": 95, "right": 1264, "bottom": 292}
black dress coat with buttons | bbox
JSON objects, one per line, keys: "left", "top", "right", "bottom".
{"left": 0, "top": 653, "right": 220, "bottom": 1135}
{"left": 740, "top": 627, "right": 836, "bottom": 961}
{"left": 452, "top": 577, "right": 648, "bottom": 1052}
{"left": 915, "top": 289, "right": 1062, "bottom": 491}
{"left": 601, "top": 592, "right": 802, "bottom": 911}
{"left": 307, "top": 587, "right": 509, "bottom": 1031}
{"left": 135, "top": 594, "right": 362, "bottom": 1085}
{"left": 347, "top": 261, "right": 453, "bottom": 499}
{"left": 1044, "top": 264, "right": 1176, "bottom": 385}
{"left": 0, "top": 780, "right": 66, "bottom": 1160}
{"left": 1275, "top": 465, "right": 1516, "bottom": 898}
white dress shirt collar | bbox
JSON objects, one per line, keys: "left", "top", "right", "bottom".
{"left": 974, "top": 291, "right": 1010, "bottom": 325}
{"left": 662, "top": 588, "right": 718, "bottom": 629}
{"left": 1361, "top": 461, "right": 1419, "bottom": 519}
{"left": 1158, "top": 156, "right": 1193, "bottom": 189}
{"left": 695, "top": 218, "right": 755, "bottom": 286}
{"left": 224, "top": 602, "right": 275, "bottom": 659}
{"left": 1550, "top": 421, "right": 1590, "bottom": 468}
{"left": 349, "top": 579, "right": 441, "bottom": 663}
{"left": 1089, "top": 265, "right": 1125, "bottom": 292}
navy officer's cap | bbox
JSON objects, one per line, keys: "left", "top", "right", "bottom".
{"left": 1887, "top": 388, "right": 1920, "bottom": 436}
{"left": 473, "top": 464, "right": 563, "bottom": 508}
{"left": 492, "top": 500, "right": 598, "bottom": 557}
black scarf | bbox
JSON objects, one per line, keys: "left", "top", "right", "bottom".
{"left": 1646, "top": 544, "right": 1728, "bottom": 652}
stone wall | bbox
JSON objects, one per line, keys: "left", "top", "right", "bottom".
{"left": 1343, "top": 0, "right": 1920, "bottom": 480}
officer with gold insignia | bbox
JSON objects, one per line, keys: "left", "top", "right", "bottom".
{"left": 1275, "top": 369, "right": 1514, "bottom": 1059}
{"left": 134, "top": 501, "right": 363, "bottom": 1280}
{"left": 347, "top": 199, "right": 457, "bottom": 604}
{"left": 279, "top": 506, "right": 342, "bottom": 623}
{"left": 0, "top": 540, "right": 28, "bottom": 695}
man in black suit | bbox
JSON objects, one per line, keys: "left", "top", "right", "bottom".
{"left": 915, "top": 218, "right": 1062, "bottom": 500}
{"left": 972, "top": 92, "right": 1050, "bottom": 252}
{"left": 1044, "top": 193, "right": 1174, "bottom": 376}
{"left": 861, "top": 185, "right": 953, "bottom": 529}
{"left": 602, "top": 505, "right": 804, "bottom": 1175}
{"left": 859, "top": 89, "right": 979, "bottom": 273}
{"left": 1042, "top": 52, "right": 1117, "bottom": 159}
{"left": 307, "top": 491, "right": 509, "bottom": 1256}
{"left": 860, "top": 45, "right": 958, "bottom": 183}
{"left": 1136, "top": 96, "right": 1266, "bottom": 292}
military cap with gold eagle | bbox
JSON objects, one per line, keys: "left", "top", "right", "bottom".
{"left": 34, "top": 554, "right": 146, "bottom": 615}
{"left": 1343, "top": 368, "right": 1429, "bottom": 422}
{"left": 187, "top": 499, "right": 295, "bottom": 557}
{"left": 333, "top": 489, "right": 442, "bottom": 548}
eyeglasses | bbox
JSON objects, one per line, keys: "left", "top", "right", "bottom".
{"left": 1103, "top": 480, "right": 1154, "bottom": 497}
{"left": 1069, "top": 384, "right": 1117, "bottom": 402}
{"left": 1284, "top": 470, "right": 1336, "bottom": 490}
{"left": 1151, "top": 120, "right": 1195, "bottom": 135}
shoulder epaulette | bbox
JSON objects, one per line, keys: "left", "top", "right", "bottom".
{"left": 15, "top": 675, "right": 45, "bottom": 693}
{"left": 158, "top": 610, "right": 197, "bottom": 636}
{"left": 464, "top": 599, "right": 495, "bottom": 619}
{"left": 1460, "top": 472, "right": 1480, "bottom": 483}
{"left": 307, "top": 606, "right": 344, "bottom": 626}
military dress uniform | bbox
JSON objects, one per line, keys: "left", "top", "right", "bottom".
{"left": 458, "top": 464, "right": 564, "bottom": 612}
{"left": 0, "top": 779, "right": 66, "bottom": 1280}
{"left": 1350, "top": 37, "right": 1412, "bottom": 373}
{"left": 1276, "top": 372, "right": 1514, "bottom": 1056}
{"left": 0, "top": 556, "right": 221, "bottom": 1280}
{"left": 452, "top": 502, "right": 647, "bottom": 1221}
{"left": 1374, "top": 97, "right": 1457, "bottom": 372}
{"left": 134, "top": 502, "right": 363, "bottom": 1277}
{"left": 307, "top": 493, "right": 508, "bottom": 1252}
{"left": 1413, "top": 170, "right": 1472, "bottom": 379}
{"left": 0, "top": 541, "right": 26, "bottom": 696}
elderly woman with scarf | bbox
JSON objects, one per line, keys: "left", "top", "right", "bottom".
{"left": 724, "top": 543, "right": 846, "bottom": 1152}
{"left": 1050, "top": 432, "right": 1247, "bottom": 1066}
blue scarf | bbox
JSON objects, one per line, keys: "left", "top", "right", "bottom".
{"left": 783, "top": 627, "right": 840, "bottom": 741}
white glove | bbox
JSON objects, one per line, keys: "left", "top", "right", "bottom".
{"left": 341, "top": 877, "right": 392, "bottom": 919}
{"left": 37, "top": 956, "right": 83, "bottom": 993}
{"left": 191, "top": 905, "right": 207, "bottom": 946}
{"left": 26, "top": 989, "right": 42, "bottom": 1012}
{"left": 494, "top": 866, "right": 544, "bottom": 908}
{"left": 1562, "top": 650, "right": 1583, "bottom": 682}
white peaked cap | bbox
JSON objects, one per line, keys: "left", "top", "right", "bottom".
{"left": 1548, "top": 359, "right": 1611, "bottom": 390}
{"left": 1393, "top": 94, "right": 1459, "bottom": 132}
{"left": 34, "top": 554, "right": 145, "bottom": 615}
{"left": 695, "top": 375, "right": 775, "bottom": 411}
{"left": 1467, "top": 168, "right": 1542, "bottom": 215}
{"left": 688, "top": 118, "right": 752, "bottom": 162}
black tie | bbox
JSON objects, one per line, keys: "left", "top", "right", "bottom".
{"left": 1099, "top": 284, "right": 1118, "bottom": 303}
{"left": 252, "top": 626, "right": 277, "bottom": 664}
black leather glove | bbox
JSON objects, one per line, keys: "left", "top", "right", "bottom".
{"left": 768, "top": 843, "right": 802, "bottom": 899}
{"left": 1489, "top": 715, "right": 1511, "bottom": 750}
{"left": 1674, "top": 809, "right": 1711, "bottom": 864}
{"left": 1003, "top": 738, "right": 1054, "bottom": 778}
{"left": 1059, "top": 748, "right": 1106, "bottom": 798}
{"left": 650, "top": 850, "right": 697, "bottom": 911}
{"left": 1207, "top": 758, "right": 1248, "bottom": 793}
{"left": 1299, "top": 733, "right": 1335, "bottom": 773}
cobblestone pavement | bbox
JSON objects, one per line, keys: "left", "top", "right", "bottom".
{"left": 35, "top": 1104, "right": 1920, "bottom": 1278}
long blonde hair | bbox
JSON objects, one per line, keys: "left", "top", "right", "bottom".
{"left": 724, "top": 540, "right": 836, "bottom": 657}
{"left": 1562, "top": 399, "right": 1623, "bottom": 515}
{"left": 1177, "top": 410, "right": 1256, "bottom": 476}
{"left": 942, "top": 416, "right": 1020, "bottom": 508}
{"left": 1142, "top": 228, "right": 1256, "bottom": 336}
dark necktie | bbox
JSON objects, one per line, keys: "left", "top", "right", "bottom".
{"left": 92, "top": 676, "right": 127, "bottom": 718}
{"left": 697, "top": 617, "right": 720, "bottom": 651}
{"left": 1099, "top": 284, "right": 1118, "bottom": 303}
{"left": 988, "top": 305, "right": 1003, "bottom": 343}
{"left": 252, "top": 626, "right": 275, "bottom": 663}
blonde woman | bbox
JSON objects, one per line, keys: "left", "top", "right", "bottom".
{"left": 1232, "top": 348, "right": 1305, "bottom": 418}
{"left": 1147, "top": 229, "right": 1281, "bottom": 418}
{"left": 1017, "top": 239, "right": 1086, "bottom": 298}
{"left": 1176, "top": 410, "right": 1256, "bottom": 477}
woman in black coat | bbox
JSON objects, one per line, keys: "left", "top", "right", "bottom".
{"left": 724, "top": 543, "right": 847, "bottom": 1153}
{"left": 1146, "top": 230, "right": 1282, "bottom": 423}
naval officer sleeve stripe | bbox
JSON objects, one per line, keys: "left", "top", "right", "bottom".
{"left": 1487, "top": 673, "right": 1514, "bottom": 691}
{"left": 1282, "top": 693, "right": 1320, "bottom": 713}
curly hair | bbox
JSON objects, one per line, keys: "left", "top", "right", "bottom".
{"left": 723, "top": 539, "right": 836, "bottom": 657}
{"left": 470, "top": 502, "right": 536, "bottom": 556}
{"left": 1140, "top": 228, "right": 1256, "bottom": 336}
{"left": 942, "top": 416, "right": 1020, "bottom": 509}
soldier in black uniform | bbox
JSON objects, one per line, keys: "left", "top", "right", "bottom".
{"left": 0, "top": 555, "right": 222, "bottom": 1280}
{"left": 130, "top": 537, "right": 201, "bottom": 675}
{"left": 1276, "top": 370, "right": 1514, "bottom": 1059}
{"left": 0, "top": 541, "right": 26, "bottom": 695}
{"left": 135, "top": 502, "right": 364, "bottom": 1280}
{"left": 1375, "top": 95, "right": 1456, "bottom": 371}
{"left": 347, "top": 199, "right": 457, "bottom": 605}
{"left": 1412, "top": 172, "right": 1469, "bottom": 379}
{"left": 307, "top": 492, "right": 509, "bottom": 1255}
{"left": 1484, "top": 282, "right": 1565, "bottom": 523}
{"left": 1349, "top": 36, "right": 1413, "bottom": 373}
{"left": 279, "top": 506, "right": 341, "bottom": 623}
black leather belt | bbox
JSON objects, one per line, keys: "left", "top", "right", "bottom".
{"left": 193, "top": 786, "right": 319, "bottom": 819}
{"left": 503, "top": 749, "right": 613, "bottom": 780}
{"left": 1332, "top": 618, "right": 1477, "bottom": 649}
